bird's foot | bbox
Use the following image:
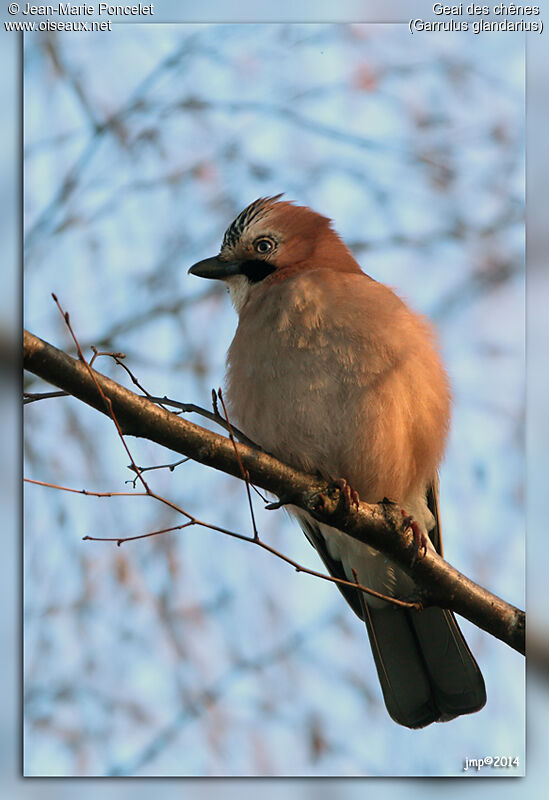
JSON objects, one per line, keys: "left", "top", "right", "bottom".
{"left": 335, "top": 478, "right": 360, "bottom": 511}
{"left": 401, "top": 509, "right": 428, "bottom": 566}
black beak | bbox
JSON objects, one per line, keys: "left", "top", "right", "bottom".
{"left": 188, "top": 256, "right": 242, "bottom": 280}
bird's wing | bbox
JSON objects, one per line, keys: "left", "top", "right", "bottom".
{"left": 296, "top": 513, "right": 364, "bottom": 618}
{"left": 426, "top": 473, "right": 443, "bottom": 556}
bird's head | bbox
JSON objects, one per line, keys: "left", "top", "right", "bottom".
{"left": 188, "top": 195, "right": 362, "bottom": 311}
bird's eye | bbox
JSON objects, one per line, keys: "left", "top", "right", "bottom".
{"left": 254, "top": 237, "right": 274, "bottom": 254}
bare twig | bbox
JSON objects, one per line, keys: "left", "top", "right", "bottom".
{"left": 83, "top": 521, "right": 195, "bottom": 546}
{"left": 24, "top": 390, "right": 69, "bottom": 404}
{"left": 216, "top": 387, "right": 260, "bottom": 540}
{"left": 149, "top": 394, "right": 258, "bottom": 447}
{"left": 91, "top": 347, "right": 171, "bottom": 413}
{"left": 24, "top": 477, "right": 148, "bottom": 498}
{"left": 125, "top": 457, "right": 190, "bottom": 487}
{"left": 50, "top": 293, "right": 152, "bottom": 496}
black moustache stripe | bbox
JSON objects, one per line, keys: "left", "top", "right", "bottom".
{"left": 238, "top": 259, "right": 277, "bottom": 283}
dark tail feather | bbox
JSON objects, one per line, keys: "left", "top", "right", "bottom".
{"left": 297, "top": 511, "right": 486, "bottom": 728}
{"left": 363, "top": 603, "right": 486, "bottom": 729}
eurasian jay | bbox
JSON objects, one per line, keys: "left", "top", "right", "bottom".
{"left": 189, "top": 195, "right": 486, "bottom": 728}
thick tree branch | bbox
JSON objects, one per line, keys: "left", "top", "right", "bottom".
{"left": 23, "top": 329, "right": 525, "bottom": 655}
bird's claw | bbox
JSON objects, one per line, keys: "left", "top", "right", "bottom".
{"left": 335, "top": 478, "right": 360, "bottom": 511}
{"left": 401, "top": 509, "right": 428, "bottom": 566}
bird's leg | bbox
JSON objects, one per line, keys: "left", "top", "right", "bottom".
{"left": 400, "top": 509, "right": 428, "bottom": 566}
{"left": 334, "top": 478, "right": 360, "bottom": 511}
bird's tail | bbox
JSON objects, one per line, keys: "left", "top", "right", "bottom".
{"left": 362, "top": 601, "right": 486, "bottom": 728}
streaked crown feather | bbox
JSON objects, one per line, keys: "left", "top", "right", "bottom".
{"left": 222, "top": 194, "right": 284, "bottom": 248}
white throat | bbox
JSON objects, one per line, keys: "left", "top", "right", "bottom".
{"left": 225, "top": 274, "right": 252, "bottom": 315}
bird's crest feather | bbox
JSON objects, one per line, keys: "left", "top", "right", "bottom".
{"left": 222, "top": 195, "right": 284, "bottom": 248}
